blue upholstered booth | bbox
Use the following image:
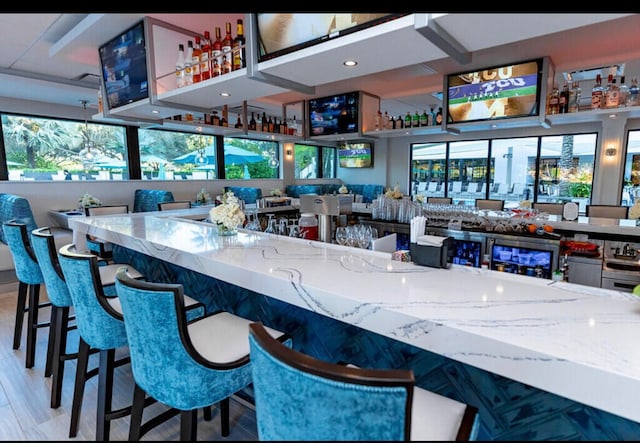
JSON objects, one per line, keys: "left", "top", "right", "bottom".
{"left": 133, "top": 189, "right": 175, "bottom": 213}
{"left": 284, "top": 184, "right": 384, "bottom": 203}
{"left": 224, "top": 186, "right": 262, "bottom": 204}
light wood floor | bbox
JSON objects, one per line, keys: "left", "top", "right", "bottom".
{"left": 0, "top": 281, "right": 259, "bottom": 441}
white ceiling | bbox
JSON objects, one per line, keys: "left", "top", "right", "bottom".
{"left": 0, "top": 13, "right": 638, "bottom": 120}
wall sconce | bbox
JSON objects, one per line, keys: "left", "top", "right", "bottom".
{"left": 605, "top": 145, "right": 617, "bottom": 157}
{"left": 286, "top": 148, "right": 293, "bottom": 157}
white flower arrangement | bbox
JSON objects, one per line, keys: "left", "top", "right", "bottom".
{"left": 78, "top": 193, "right": 101, "bottom": 208}
{"left": 414, "top": 194, "right": 425, "bottom": 204}
{"left": 629, "top": 202, "right": 640, "bottom": 219}
{"left": 209, "top": 191, "right": 245, "bottom": 230}
{"left": 338, "top": 185, "right": 348, "bottom": 194}
{"left": 196, "top": 187, "right": 211, "bottom": 204}
{"left": 270, "top": 188, "right": 282, "bottom": 197}
{"left": 384, "top": 184, "right": 403, "bottom": 200}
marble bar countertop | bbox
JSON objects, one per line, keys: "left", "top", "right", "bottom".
{"left": 69, "top": 208, "right": 640, "bottom": 423}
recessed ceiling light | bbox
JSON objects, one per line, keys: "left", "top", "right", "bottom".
{"left": 151, "top": 109, "right": 159, "bottom": 114}
{"left": 220, "top": 92, "right": 230, "bottom": 97}
{"left": 343, "top": 60, "right": 357, "bottom": 67}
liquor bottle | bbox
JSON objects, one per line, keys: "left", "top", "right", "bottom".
{"left": 212, "top": 57, "right": 221, "bottom": 78}
{"left": 397, "top": 114, "right": 404, "bottom": 129}
{"left": 191, "top": 36, "right": 202, "bottom": 83}
{"left": 280, "top": 118, "right": 288, "bottom": 135}
{"left": 559, "top": 83, "right": 569, "bottom": 113}
{"left": 212, "top": 27, "right": 223, "bottom": 75}
{"left": 200, "top": 31, "right": 211, "bottom": 81}
{"left": 619, "top": 75, "right": 630, "bottom": 107}
{"left": 382, "top": 111, "right": 390, "bottom": 129}
{"left": 175, "top": 43, "right": 186, "bottom": 88}
{"left": 221, "top": 54, "right": 232, "bottom": 75}
{"left": 568, "top": 82, "right": 581, "bottom": 113}
{"left": 211, "top": 110, "right": 220, "bottom": 126}
{"left": 261, "top": 112, "right": 268, "bottom": 132}
{"left": 232, "top": 19, "right": 245, "bottom": 71}
{"left": 629, "top": 78, "right": 639, "bottom": 106}
{"left": 605, "top": 74, "right": 619, "bottom": 108}
{"left": 184, "top": 40, "right": 194, "bottom": 86}
{"left": 390, "top": 115, "right": 396, "bottom": 129}
{"left": 435, "top": 107, "right": 443, "bottom": 125}
{"left": 222, "top": 22, "right": 233, "bottom": 65}
{"left": 268, "top": 115, "right": 274, "bottom": 133}
{"left": 375, "top": 110, "right": 382, "bottom": 130}
{"left": 412, "top": 111, "right": 420, "bottom": 128}
{"left": 404, "top": 112, "right": 411, "bottom": 128}
{"left": 547, "top": 86, "right": 559, "bottom": 114}
{"left": 249, "top": 112, "right": 256, "bottom": 131}
{"left": 420, "top": 109, "right": 429, "bottom": 126}
{"left": 291, "top": 115, "right": 299, "bottom": 136}
{"left": 430, "top": 107, "right": 437, "bottom": 125}
{"left": 591, "top": 74, "right": 603, "bottom": 109}
{"left": 234, "top": 115, "right": 243, "bottom": 129}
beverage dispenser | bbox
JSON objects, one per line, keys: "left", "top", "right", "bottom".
{"left": 299, "top": 195, "right": 352, "bottom": 243}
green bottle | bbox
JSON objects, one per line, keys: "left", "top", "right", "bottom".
{"left": 412, "top": 111, "right": 420, "bottom": 128}
{"left": 404, "top": 112, "right": 412, "bottom": 128}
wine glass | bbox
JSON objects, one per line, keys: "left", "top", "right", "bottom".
{"left": 263, "top": 214, "right": 277, "bottom": 234}
{"left": 356, "top": 225, "right": 373, "bottom": 249}
{"left": 244, "top": 209, "right": 262, "bottom": 231}
{"left": 288, "top": 220, "right": 301, "bottom": 238}
{"left": 335, "top": 226, "right": 348, "bottom": 245}
{"left": 345, "top": 226, "right": 358, "bottom": 247}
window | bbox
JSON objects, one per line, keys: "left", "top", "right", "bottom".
{"left": 138, "top": 128, "right": 217, "bottom": 180}
{"left": 224, "top": 137, "right": 279, "bottom": 179}
{"left": 2, "top": 113, "right": 127, "bottom": 181}
{"left": 411, "top": 132, "right": 597, "bottom": 212}
{"left": 622, "top": 130, "right": 640, "bottom": 207}
{"left": 293, "top": 143, "right": 336, "bottom": 179}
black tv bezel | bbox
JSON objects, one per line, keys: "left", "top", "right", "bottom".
{"left": 98, "top": 20, "right": 149, "bottom": 111}
{"left": 255, "top": 13, "right": 406, "bottom": 63}
{"left": 308, "top": 91, "right": 360, "bottom": 137}
{"left": 338, "top": 141, "right": 374, "bottom": 169}
{"left": 444, "top": 57, "right": 545, "bottom": 126}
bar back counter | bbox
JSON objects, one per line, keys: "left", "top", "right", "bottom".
{"left": 69, "top": 208, "right": 640, "bottom": 440}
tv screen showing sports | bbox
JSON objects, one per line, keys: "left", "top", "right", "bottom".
{"left": 338, "top": 142, "right": 373, "bottom": 168}
{"left": 309, "top": 91, "right": 359, "bottom": 136}
{"left": 446, "top": 58, "right": 543, "bottom": 124}
{"left": 256, "top": 14, "right": 405, "bottom": 62}
{"left": 99, "top": 21, "right": 149, "bottom": 110}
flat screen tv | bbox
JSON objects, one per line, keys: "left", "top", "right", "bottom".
{"left": 98, "top": 21, "right": 149, "bottom": 110}
{"left": 309, "top": 91, "right": 359, "bottom": 137}
{"left": 255, "top": 14, "right": 406, "bottom": 62}
{"left": 338, "top": 142, "right": 373, "bottom": 168}
{"left": 445, "top": 58, "right": 545, "bottom": 125}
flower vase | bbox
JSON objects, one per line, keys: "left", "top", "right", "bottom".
{"left": 217, "top": 224, "right": 238, "bottom": 236}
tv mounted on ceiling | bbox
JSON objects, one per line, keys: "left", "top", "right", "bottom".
{"left": 308, "top": 91, "right": 359, "bottom": 137}
{"left": 255, "top": 13, "right": 406, "bottom": 62}
{"left": 444, "top": 58, "right": 549, "bottom": 126}
{"left": 98, "top": 21, "right": 149, "bottom": 111}
{"left": 338, "top": 142, "right": 373, "bottom": 168}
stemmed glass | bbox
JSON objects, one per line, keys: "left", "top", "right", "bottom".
{"left": 335, "top": 226, "right": 348, "bottom": 245}
{"left": 244, "top": 209, "right": 262, "bottom": 231}
{"left": 288, "top": 220, "right": 301, "bottom": 238}
{"left": 356, "top": 224, "right": 373, "bottom": 249}
{"left": 263, "top": 214, "right": 277, "bottom": 234}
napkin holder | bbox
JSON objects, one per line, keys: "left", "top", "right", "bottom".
{"left": 409, "top": 236, "right": 453, "bottom": 269}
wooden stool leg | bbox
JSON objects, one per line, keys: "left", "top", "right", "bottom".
{"left": 50, "top": 307, "right": 69, "bottom": 408}
{"left": 180, "top": 409, "right": 197, "bottom": 441}
{"left": 25, "top": 283, "right": 41, "bottom": 369}
{"left": 220, "top": 397, "right": 230, "bottom": 437}
{"left": 128, "top": 383, "right": 146, "bottom": 441}
{"left": 69, "top": 338, "right": 90, "bottom": 438}
{"left": 96, "top": 348, "right": 116, "bottom": 441}
{"left": 13, "top": 281, "right": 28, "bottom": 349}
{"left": 44, "top": 305, "right": 60, "bottom": 378}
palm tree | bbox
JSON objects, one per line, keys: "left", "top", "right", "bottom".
{"left": 3, "top": 116, "right": 75, "bottom": 168}
{"left": 558, "top": 135, "right": 574, "bottom": 196}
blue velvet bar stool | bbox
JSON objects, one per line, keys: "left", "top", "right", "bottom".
{"left": 248, "top": 322, "right": 481, "bottom": 441}
{"left": 2, "top": 221, "right": 51, "bottom": 370}
{"left": 114, "top": 269, "right": 290, "bottom": 440}
{"left": 58, "top": 243, "right": 206, "bottom": 439}
{"left": 31, "top": 226, "right": 144, "bottom": 409}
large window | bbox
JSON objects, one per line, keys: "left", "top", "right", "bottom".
{"left": 293, "top": 143, "right": 336, "bottom": 179}
{"left": 412, "top": 132, "right": 597, "bottom": 211}
{"left": 623, "top": 130, "right": 640, "bottom": 207}
{"left": 2, "top": 113, "right": 127, "bottom": 181}
{"left": 224, "top": 138, "right": 279, "bottom": 179}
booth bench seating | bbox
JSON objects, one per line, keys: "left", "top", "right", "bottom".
{"left": 285, "top": 184, "right": 384, "bottom": 203}
{"left": 133, "top": 189, "right": 175, "bottom": 212}
{"left": 0, "top": 193, "right": 73, "bottom": 283}
{"left": 224, "top": 186, "right": 263, "bottom": 205}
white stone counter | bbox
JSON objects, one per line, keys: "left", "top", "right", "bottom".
{"left": 69, "top": 209, "right": 640, "bottom": 423}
